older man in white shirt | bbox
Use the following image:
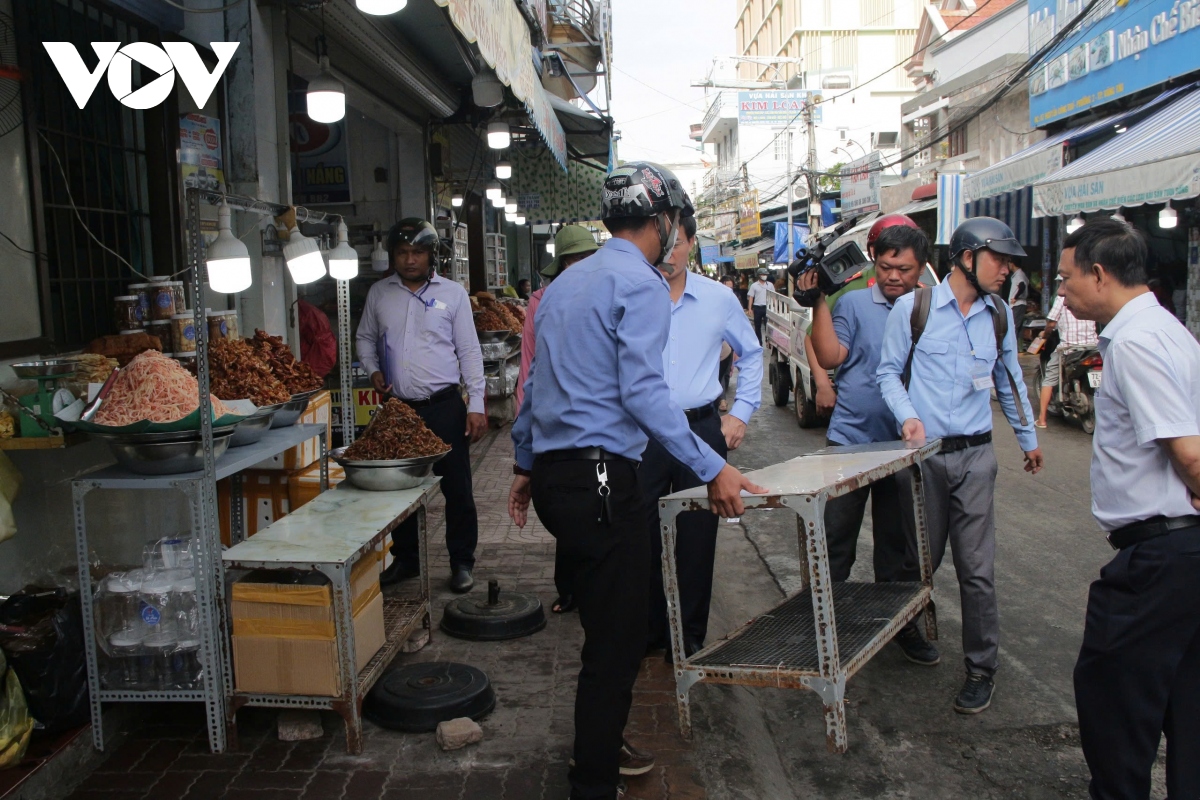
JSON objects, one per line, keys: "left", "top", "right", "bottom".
{"left": 1057, "top": 218, "right": 1200, "bottom": 800}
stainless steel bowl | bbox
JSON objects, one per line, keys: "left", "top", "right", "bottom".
{"left": 13, "top": 359, "right": 77, "bottom": 379}
{"left": 270, "top": 389, "right": 322, "bottom": 429}
{"left": 330, "top": 446, "right": 449, "bottom": 491}
{"left": 229, "top": 404, "right": 282, "bottom": 447}
{"left": 99, "top": 430, "right": 235, "bottom": 475}
{"left": 476, "top": 330, "right": 510, "bottom": 343}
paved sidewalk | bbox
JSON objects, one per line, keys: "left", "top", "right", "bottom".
{"left": 65, "top": 428, "right": 703, "bottom": 800}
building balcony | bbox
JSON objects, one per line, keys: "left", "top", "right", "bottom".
{"left": 542, "top": 0, "right": 605, "bottom": 101}
{"left": 701, "top": 92, "right": 738, "bottom": 144}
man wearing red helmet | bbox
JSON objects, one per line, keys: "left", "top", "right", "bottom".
{"left": 796, "top": 215, "right": 940, "bottom": 667}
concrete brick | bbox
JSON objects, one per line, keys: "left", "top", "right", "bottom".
{"left": 435, "top": 717, "right": 484, "bottom": 751}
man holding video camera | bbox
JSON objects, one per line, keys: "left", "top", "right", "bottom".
{"left": 794, "top": 214, "right": 940, "bottom": 666}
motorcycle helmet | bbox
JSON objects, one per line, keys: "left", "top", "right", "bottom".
{"left": 866, "top": 214, "right": 921, "bottom": 257}
{"left": 600, "top": 161, "right": 694, "bottom": 269}
{"left": 386, "top": 218, "right": 440, "bottom": 255}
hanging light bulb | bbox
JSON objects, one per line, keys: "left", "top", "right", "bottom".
{"left": 1066, "top": 214, "right": 1084, "bottom": 234}
{"left": 491, "top": 193, "right": 506, "bottom": 208}
{"left": 515, "top": 215, "right": 526, "bottom": 225}
{"left": 546, "top": 242, "right": 556, "bottom": 255}
{"left": 355, "top": 0, "right": 407, "bottom": 14}
{"left": 471, "top": 69, "right": 504, "bottom": 108}
{"left": 1160, "top": 200, "right": 1178, "bottom": 229}
{"left": 505, "top": 201, "right": 518, "bottom": 214}
{"left": 451, "top": 192, "right": 463, "bottom": 208}
{"left": 307, "top": 39, "right": 345, "bottom": 124}
{"left": 487, "top": 121, "right": 511, "bottom": 149}
{"left": 505, "top": 212, "right": 518, "bottom": 224}
{"left": 327, "top": 221, "right": 359, "bottom": 280}
{"left": 206, "top": 202, "right": 252, "bottom": 293}
{"left": 486, "top": 181, "right": 502, "bottom": 201}
{"left": 370, "top": 236, "right": 390, "bottom": 272}
{"left": 283, "top": 227, "right": 326, "bottom": 284}
{"left": 495, "top": 160, "right": 513, "bottom": 180}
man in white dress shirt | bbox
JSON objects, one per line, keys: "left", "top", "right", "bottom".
{"left": 1057, "top": 218, "right": 1200, "bottom": 800}
{"left": 746, "top": 268, "right": 770, "bottom": 343}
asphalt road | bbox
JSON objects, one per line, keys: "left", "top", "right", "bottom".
{"left": 685, "top": 357, "right": 1166, "bottom": 799}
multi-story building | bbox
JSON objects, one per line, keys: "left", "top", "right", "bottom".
{"left": 697, "top": 0, "right": 921, "bottom": 244}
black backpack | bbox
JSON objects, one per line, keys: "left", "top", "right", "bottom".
{"left": 902, "top": 286, "right": 1029, "bottom": 427}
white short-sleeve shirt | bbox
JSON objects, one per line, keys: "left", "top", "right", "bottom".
{"left": 1091, "top": 291, "right": 1200, "bottom": 531}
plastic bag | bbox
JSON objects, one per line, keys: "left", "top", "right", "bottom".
{"left": 0, "top": 588, "right": 89, "bottom": 734}
{"left": 0, "top": 651, "right": 33, "bottom": 769}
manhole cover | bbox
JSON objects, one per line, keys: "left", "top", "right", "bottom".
{"left": 363, "top": 661, "right": 495, "bottom": 732}
{"left": 439, "top": 580, "right": 546, "bottom": 641}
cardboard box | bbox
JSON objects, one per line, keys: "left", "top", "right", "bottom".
{"left": 253, "top": 390, "right": 332, "bottom": 471}
{"left": 217, "top": 470, "right": 292, "bottom": 547}
{"left": 231, "top": 554, "right": 384, "bottom": 697}
{"left": 288, "top": 462, "right": 345, "bottom": 512}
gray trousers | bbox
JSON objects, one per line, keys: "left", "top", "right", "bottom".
{"left": 921, "top": 444, "right": 1000, "bottom": 676}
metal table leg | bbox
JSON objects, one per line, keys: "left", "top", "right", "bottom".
{"left": 906, "top": 465, "right": 939, "bottom": 642}
{"left": 181, "top": 480, "right": 229, "bottom": 753}
{"left": 318, "top": 561, "right": 362, "bottom": 753}
{"left": 660, "top": 502, "right": 694, "bottom": 740}
{"left": 72, "top": 482, "right": 104, "bottom": 751}
{"left": 319, "top": 429, "right": 329, "bottom": 492}
{"left": 795, "top": 495, "right": 847, "bottom": 753}
{"left": 417, "top": 504, "right": 431, "bottom": 629}
{"left": 229, "top": 473, "right": 245, "bottom": 546}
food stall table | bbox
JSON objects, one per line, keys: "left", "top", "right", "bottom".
{"left": 222, "top": 479, "right": 440, "bottom": 753}
{"left": 73, "top": 424, "right": 328, "bottom": 755}
{"left": 658, "top": 441, "right": 941, "bottom": 753}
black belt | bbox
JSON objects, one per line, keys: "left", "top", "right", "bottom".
{"left": 684, "top": 402, "right": 719, "bottom": 423}
{"left": 395, "top": 386, "right": 459, "bottom": 408}
{"left": 1107, "top": 514, "right": 1200, "bottom": 550}
{"left": 536, "top": 447, "right": 636, "bottom": 465}
{"left": 939, "top": 432, "right": 992, "bottom": 454}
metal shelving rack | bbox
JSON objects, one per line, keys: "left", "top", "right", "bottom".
{"left": 659, "top": 441, "right": 942, "bottom": 753}
{"left": 72, "top": 190, "right": 349, "bottom": 754}
{"left": 485, "top": 232, "right": 508, "bottom": 290}
{"left": 452, "top": 223, "right": 470, "bottom": 290}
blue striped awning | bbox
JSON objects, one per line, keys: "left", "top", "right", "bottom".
{"left": 965, "top": 186, "right": 1043, "bottom": 247}
{"left": 1034, "top": 86, "right": 1200, "bottom": 217}
{"left": 936, "top": 173, "right": 964, "bottom": 246}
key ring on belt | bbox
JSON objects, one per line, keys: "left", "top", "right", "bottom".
{"left": 596, "top": 461, "right": 610, "bottom": 498}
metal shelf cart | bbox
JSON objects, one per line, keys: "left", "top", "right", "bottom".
{"left": 658, "top": 440, "right": 942, "bottom": 753}
{"left": 222, "top": 479, "right": 440, "bottom": 753}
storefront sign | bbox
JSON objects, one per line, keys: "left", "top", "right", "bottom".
{"left": 331, "top": 387, "right": 388, "bottom": 428}
{"left": 735, "top": 252, "right": 760, "bottom": 270}
{"left": 840, "top": 151, "right": 882, "bottom": 215}
{"left": 289, "top": 81, "right": 351, "bottom": 205}
{"left": 1033, "top": 150, "right": 1200, "bottom": 215}
{"left": 738, "top": 190, "right": 761, "bottom": 240}
{"left": 434, "top": 0, "right": 568, "bottom": 170}
{"left": 1027, "top": 0, "right": 1200, "bottom": 126}
{"left": 699, "top": 245, "right": 720, "bottom": 265}
{"left": 715, "top": 197, "right": 738, "bottom": 243}
{"left": 963, "top": 141, "right": 1062, "bottom": 203}
{"left": 179, "top": 113, "right": 225, "bottom": 194}
{"left": 737, "top": 90, "right": 822, "bottom": 126}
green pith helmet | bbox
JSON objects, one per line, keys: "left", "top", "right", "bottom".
{"left": 541, "top": 225, "right": 599, "bottom": 279}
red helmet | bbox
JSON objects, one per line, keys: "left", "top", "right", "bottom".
{"left": 866, "top": 214, "right": 921, "bottom": 256}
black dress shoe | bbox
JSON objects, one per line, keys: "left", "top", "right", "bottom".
{"left": 450, "top": 567, "right": 474, "bottom": 593}
{"left": 380, "top": 560, "right": 419, "bottom": 587}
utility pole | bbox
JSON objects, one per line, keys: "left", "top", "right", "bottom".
{"left": 804, "top": 101, "right": 820, "bottom": 234}
{"left": 785, "top": 128, "right": 794, "bottom": 266}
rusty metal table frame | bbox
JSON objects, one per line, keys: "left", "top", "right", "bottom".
{"left": 659, "top": 441, "right": 942, "bottom": 753}
{"left": 222, "top": 479, "right": 440, "bottom": 753}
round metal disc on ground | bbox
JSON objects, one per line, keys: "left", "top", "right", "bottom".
{"left": 363, "top": 662, "right": 495, "bottom": 733}
{"left": 439, "top": 580, "right": 547, "bottom": 641}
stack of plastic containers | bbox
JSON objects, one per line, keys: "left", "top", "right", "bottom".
{"left": 94, "top": 537, "right": 204, "bottom": 690}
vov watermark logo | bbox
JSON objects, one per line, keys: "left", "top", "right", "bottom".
{"left": 42, "top": 42, "right": 239, "bottom": 110}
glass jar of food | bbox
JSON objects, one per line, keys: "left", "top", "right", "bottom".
{"left": 113, "top": 295, "right": 140, "bottom": 332}
{"left": 150, "top": 281, "right": 177, "bottom": 320}
{"left": 145, "top": 319, "right": 172, "bottom": 350}
{"left": 170, "top": 313, "right": 197, "bottom": 353}
{"left": 128, "top": 283, "right": 153, "bottom": 324}
{"left": 206, "top": 309, "right": 229, "bottom": 342}
{"left": 168, "top": 281, "right": 186, "bottom": 314}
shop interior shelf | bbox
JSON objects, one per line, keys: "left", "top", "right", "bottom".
{"left": 688, "top": 582, "right": 929, "bottom": 675}
{"left": 75, "top": 424, "right": 326, "bottom": 488}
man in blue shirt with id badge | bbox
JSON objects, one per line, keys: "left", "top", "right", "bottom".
{"left": 877, "top": 217, "right": 1042, "bottom": 715}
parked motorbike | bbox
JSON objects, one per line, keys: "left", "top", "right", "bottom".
{"left": 1034, "top": 342, "right": 1102, "bottom": 434}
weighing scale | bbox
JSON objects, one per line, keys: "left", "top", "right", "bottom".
{"left": 11, "top": 360, "right": 77, "bottom": 438}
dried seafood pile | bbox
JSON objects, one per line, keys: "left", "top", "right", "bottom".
{"left": 209, "top": 339, "right": 292, "bottom": 406}
{"left": 473, "top": 293, "right": 521, "bottom": 335}
{"left": 246, "top": 329, "right": 324, "bottom": 394}
{"left": 342, "top": 399, "right": 449, "bottom": 460}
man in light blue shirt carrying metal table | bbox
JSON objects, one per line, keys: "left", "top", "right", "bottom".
{"left": 508, "top": 162, "right": 765, "bottom": 800}
{"left": 1055, "top": 218, "right": 1200, "bottom": 800}
{"left": 642, "top": 214, "right": 763, "bottom": 661}
{"left": 877, "top": 217, "right": 1043, "bottom": 715}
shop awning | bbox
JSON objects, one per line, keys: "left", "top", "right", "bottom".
{"left": 550, "top": 95, "right": 612, "bottom": 162}
{"left": 964, "top": 86, "right": 1192, "bottom": 205}
{"left": 892, "top": 198, "right": 938, "bottom": 215}
{"left": 1034, "top": 87, "right": 1200, "bottom": 217}
{"left": 511, "top": 146, "right": 605, "bottom": 225}
{"left": 965, "top": 186, "right": 1043, "bottom": 247}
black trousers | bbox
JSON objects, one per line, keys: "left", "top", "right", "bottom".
{"left": 752, "top": 304, "right": 767, "bottom": 344}
{"left": 718, "top": 354, "right": 733, "bottom": 398}
{"left": 1074, "top": 526, "right": 1200, "bottom": 799}
{"left": 641, "top": 414, "right": 727, "bottom": 649}
{"left": 823, "top": 440, "right": 918, "bottom": 584}
{"left": 390, "top": 394, "right": 478, "bottom": 571}
{"left": 533, "top": 457, "right": 647, "bottom": 800}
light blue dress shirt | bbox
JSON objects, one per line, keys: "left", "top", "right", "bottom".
{"left": 877, "top": 279, "right": 1038, "bottom": 452}
{"left": 1090, "top": 292, "right": 1200, "bottom": 530}
{"left": 512, "top": 239, "right": 727, "bottom": 482}
{"left": 664, "top": 272, "right": 763, "bottom": 424}
{"left": 827, "top": 283, "right": 900, "bottom": 445}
